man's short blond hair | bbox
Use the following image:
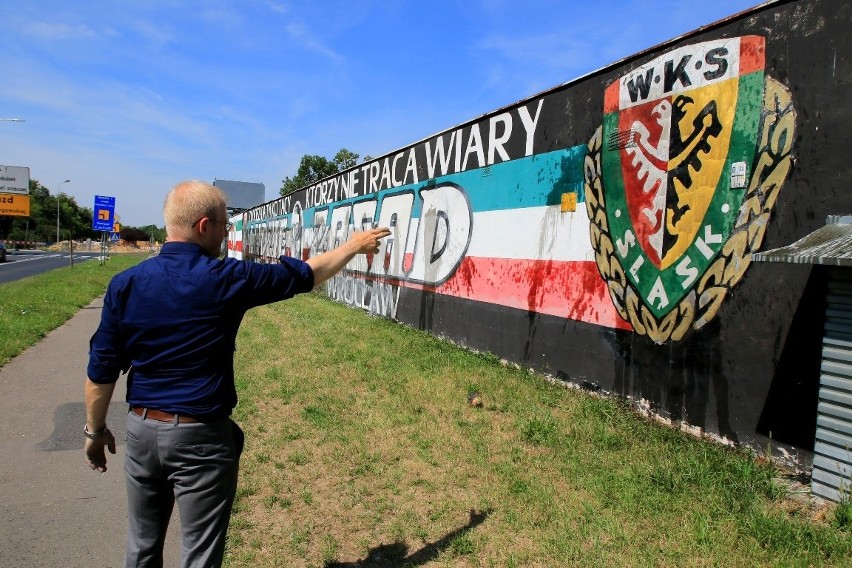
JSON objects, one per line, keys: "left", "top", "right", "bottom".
{"left": 163, "top": 180, "right": 228, "bottom": 239}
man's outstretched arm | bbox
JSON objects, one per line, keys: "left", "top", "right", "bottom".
{"left": 307, "top": 227, "right": 391, "bottom": 286}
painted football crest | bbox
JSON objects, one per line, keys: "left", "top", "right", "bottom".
{"left": 585, "top": 36, "right": 796, "bottom": 343}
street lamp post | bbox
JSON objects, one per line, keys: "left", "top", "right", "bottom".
{"left": 56, "top": 179, "right": 71, "bottom": 244}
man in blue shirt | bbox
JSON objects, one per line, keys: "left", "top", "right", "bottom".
{"left": 83, "top": 180, "right": 390, "bottom": 567}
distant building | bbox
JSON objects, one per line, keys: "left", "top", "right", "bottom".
{"left": 213, "top": 179, "right": 265, "bottom": 212}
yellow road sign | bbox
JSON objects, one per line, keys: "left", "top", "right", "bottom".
{"left": 0, "top": 193, "right": 30, "bottom": 216}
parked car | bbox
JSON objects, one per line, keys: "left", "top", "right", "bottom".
{"left": 0, "top": 242, "right": 6, "bottom": 262}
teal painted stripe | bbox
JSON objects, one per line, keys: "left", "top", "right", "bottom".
{"left": 431, "top": 146, "right": 587, "bottom": 213}
{"left": 315, "top": 146, "right": 587, "bottom": 221}
{"left": 303, "top": 208, "right": 315, "bottom": 227}
{"left": 255, "top": 146, "right": 590, "bottom": 229}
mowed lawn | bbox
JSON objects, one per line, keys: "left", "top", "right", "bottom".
{"left": 228, "top": 292, "right": 852, "bottom": 567}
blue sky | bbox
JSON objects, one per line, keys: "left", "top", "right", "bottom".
{"left": 0, "top": 0, "right": 761, "bottom": 227}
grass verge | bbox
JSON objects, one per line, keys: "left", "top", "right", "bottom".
{"left": 0, "top": 253, "right": 148, "bottom": 367}
{"left": 227, "top": 292, "right": 852, "bottom": 567}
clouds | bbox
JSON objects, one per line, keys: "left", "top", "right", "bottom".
{"left": 25, "top": 21, "right": 101, "bottom": 41}
{"left": 284, "top": 21, "right": 345, "bottom": 62}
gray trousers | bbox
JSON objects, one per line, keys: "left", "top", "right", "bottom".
{"left": 124, "top": 410, "right": 244, "bottom": 568}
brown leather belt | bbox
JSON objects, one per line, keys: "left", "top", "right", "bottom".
{"left": 131, "top": 406, "right": 198, "bottom": 424}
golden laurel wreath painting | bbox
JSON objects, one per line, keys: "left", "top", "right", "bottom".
{"left": 584, "top": 36, "right": 796, "bottom": 344}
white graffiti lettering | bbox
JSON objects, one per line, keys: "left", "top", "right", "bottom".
{"left": 629, "top": 254, "right": 644, "bottom": 281}
{"left": 292, "top": 98, "right": 546, "bottom": 210}
{"left": 405, "top": 183, "right": 471, "bottom": 285}
{"left": 461, "top": 124, "right": 485, "bottom": 171}
{"left": 518, "top": 100, "right": 543, "bottom": 156}
{"left": 272, "top": 183, "right": 471, "bottom": 290}
{"left": 618, "top": 39, "right": 742, "bottom": 109}
{"left": 326, "top": 274, "right": 401, "bottom": 318}
{"left": 694, "top": 223, "right": 722, "bottom": 260}
{"left": 488, "top": 113, "right": 512, "bottom": 164}
{"left": 676, "top": 255, "right": 699, "bottom": 289}
{"left": 616, "top": 229, "right": 636, "bottom": 258}
{"left": 425, "top": 100, "right": 544, "bottom": 178}
{"left": 426, "top": 130, "right": 456, "bottom": 180}
{"left": 647, "top": 276, "right": 670, "bottom": 310}
{"left": 370, "top": 192, "right": 415, "bottom": 278}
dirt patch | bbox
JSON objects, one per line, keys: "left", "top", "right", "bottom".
{"left": 46, "top": 241, "right": 158, "bottom": 254}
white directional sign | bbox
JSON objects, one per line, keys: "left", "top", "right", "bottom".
{"left": 0, "top": 165, "right": 30, "bottom": 195}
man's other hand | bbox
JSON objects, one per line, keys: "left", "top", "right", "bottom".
{"left": 85, "top": 429, "right": 116, "bottom": 473}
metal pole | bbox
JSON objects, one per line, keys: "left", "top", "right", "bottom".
{"left": 55, "top": 179, "right": 70, "bottom": 244}
{"left": 100, "top": 232, "right": 108, "bottom": 265}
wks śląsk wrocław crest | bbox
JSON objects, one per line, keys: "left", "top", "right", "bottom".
{"left": 584, "top": 36, "right": 796, "bottom": 344}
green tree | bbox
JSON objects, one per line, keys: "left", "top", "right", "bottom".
{"left": 0, "top": 179, "right": 101, "bottom": 243}
{"left": 120, "top": 227, "right": 148, "bottom": 244}
{"left": 332, "top": 148, "right": 359, "bottom": 171}
{"left": 135, "top": 224, "right": 166, "bottom": 243}
{"left": 279, "top": 148, "right": 361, "bottom": 197}
{"left": 55, "top": 191, "right": 97, "bottom": 242}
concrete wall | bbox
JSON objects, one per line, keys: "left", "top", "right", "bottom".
{"left": 231, "top": 0, "right": 851, "bottom": 467}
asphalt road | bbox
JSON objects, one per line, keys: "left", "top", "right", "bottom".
{"left": 0, "top": 297, "right": 181, "bottom": 567}
{"left": 0, "top": 250, "right": 104, "bottom": 284}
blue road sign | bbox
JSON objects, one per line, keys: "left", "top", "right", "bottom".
{"left": 93, "top": 195, "right": 116, "bottom": 232}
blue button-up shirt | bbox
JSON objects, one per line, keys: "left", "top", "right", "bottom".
{"left": 88, "top": 241, "right": 314, "bottom": 419}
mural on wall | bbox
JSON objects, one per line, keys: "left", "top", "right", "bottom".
{"left": 585, "top": 36, "right": 796, "bottom": 343}
{"left": 238, "top": 36, "right": 795, "bottom": 344}
{"left": 239, "top": 100, "right": 635, "bottom": 329}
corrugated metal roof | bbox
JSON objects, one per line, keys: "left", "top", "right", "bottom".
{"left": 753, "top": 215, "right": 852, "bottom": 266}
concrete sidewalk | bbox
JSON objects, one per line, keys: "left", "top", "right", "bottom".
{"left": 0, "top": 297, "right": 180, "bottom": 567}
